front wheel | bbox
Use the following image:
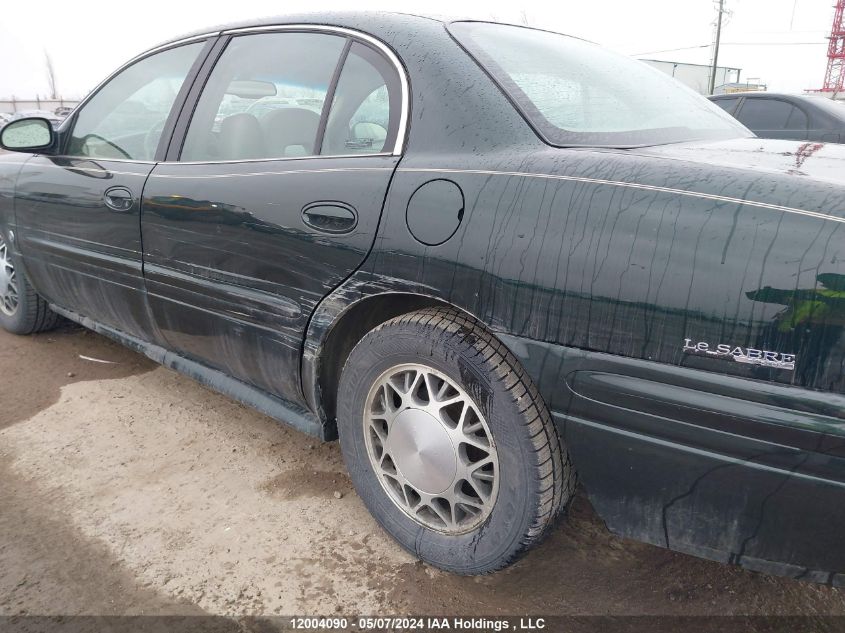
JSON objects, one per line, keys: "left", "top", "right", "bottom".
{"left": 0, "top": 234, "right": 60, "bottom": 335}
{"left": 337, "top": 307, "right": 575, "bottom": 574}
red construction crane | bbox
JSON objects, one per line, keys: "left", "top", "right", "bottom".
{"left": 819, "top": 0, "right": 845, "bottom": 95}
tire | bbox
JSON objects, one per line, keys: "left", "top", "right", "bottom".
{"left": 0, "top": 235, "right": 60, "bottom": 335}
{"left": 337, "top": 306, "right": 575, "bottom": 574}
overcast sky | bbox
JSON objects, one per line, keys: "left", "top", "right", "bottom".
{"left": 0, "top": 0, "right": 834, "bottom": 100}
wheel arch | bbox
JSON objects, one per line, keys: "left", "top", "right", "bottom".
{"left": 303, "top": 290, "right": 484, "bottom": 440}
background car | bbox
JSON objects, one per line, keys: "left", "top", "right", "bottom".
{"left": 710, "top": 92, "right": 845, "bottom": 142}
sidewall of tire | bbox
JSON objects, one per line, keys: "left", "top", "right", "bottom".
{"left": 0, "top": 263, "right": 34, "bottom": 334}
{"left": 338, "top": 320, "right": 549, "bottom": 574}
{"left": 0, "top": 246, "right": 57, "bottom": 335}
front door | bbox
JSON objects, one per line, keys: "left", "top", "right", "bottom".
{"left": 140, "top": 30, "right": 405, "bottom": 403}
{"left": 14, "top": 41, "right": 207, "bottom": 341}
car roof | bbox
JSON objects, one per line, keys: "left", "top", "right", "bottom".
{"left": 155, "top": 11, "right": 450, "bottom": 48}
{"left": 151, "top": 11, "right": 584, "bottom": 53}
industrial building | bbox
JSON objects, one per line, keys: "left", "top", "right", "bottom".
{"left": 640, "top": 59, "right": 750, "bottom": 96}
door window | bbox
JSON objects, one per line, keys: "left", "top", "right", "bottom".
{"left": 180, "top": 33, "right": 346, "bottom": 161}
{"left": 67, "top": 43, "right": 204, "bottom": 161}
{"left": 735, "top": 98, "right": 794, "bottom": 131}
{"left": 711, "top": 97, "right": 740, "bottom": 115}
{"left": 320, "top": 42, "right": 400, "bottom": 155}
{"left": 786, "top": 106, "right": 809, "bottom": 132}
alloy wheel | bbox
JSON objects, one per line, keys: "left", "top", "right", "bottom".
{"left": 364, "top": 363, "right": 499, "bottom": 534}
{"left": 0, "top": 236, "right": 19, "bottom": 317}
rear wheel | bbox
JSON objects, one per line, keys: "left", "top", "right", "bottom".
{"left": 0, "top": 235, "right": 60, "bottom": 335}
{"left": 337, "top": 307, "right": 575, "bottom": 574}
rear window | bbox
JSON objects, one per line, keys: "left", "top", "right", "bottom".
{"left": 449, "top": 21, "right": 751, "bottom": 148}
{"left": 805, "top": 95, "right": 845, "bottom": 120}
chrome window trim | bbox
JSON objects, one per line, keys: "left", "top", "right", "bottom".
{"left": 52, "top": 24, "right": 409, "bottom": 164}
{"left": 42, "top": 153, "right": 395, "bottom": 166}
{"left": 39, "top": 157, "right": 158, "bottom": 165}
{"left": 149, "top": 166, "right": 395, "bottom": 180}
{"left": 219, "top": 24, "right": 409, "bottom": 156}
{"left": 174, "top": 152, "right": 395, "bottom": 166}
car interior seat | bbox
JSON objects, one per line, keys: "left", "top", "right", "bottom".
{"left": 260, "top": 107, "right": 321, "bottom": 157}
{"left": 218, "top": 113, "right": 267, "bottom": 160}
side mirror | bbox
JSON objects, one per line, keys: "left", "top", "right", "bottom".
{"left": 0, "top": 117, "right": 55, "bottom": 152}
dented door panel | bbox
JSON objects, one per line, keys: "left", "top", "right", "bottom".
{"left": 140, "top": 155, "right": 398, "bottom": 401}
{"left": 14, "top": 156, "right": 161, "bottom": 341}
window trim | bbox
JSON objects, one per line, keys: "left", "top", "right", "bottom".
{"left": 171, "top": 24, "right": 410, "bottom": 164}
{"left": 314, "top": 39, "right": 353, "bottom": 155}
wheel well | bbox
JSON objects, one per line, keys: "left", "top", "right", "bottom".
{"left": 317, "top": 293, "right": 454, "bottom": 437}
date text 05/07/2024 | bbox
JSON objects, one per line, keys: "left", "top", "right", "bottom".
{"left": 288, "top": 616, "right": 547, "bottom": 631}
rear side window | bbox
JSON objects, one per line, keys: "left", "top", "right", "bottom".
{"left": 180, "top": 33, "right": 346, "bottom": 161}
{"left": 735, "top": 99, "right": 795, "bottom": 131}
{"left": 180, "top": 33, "right": 401, "bottom": 162}
{"left": 320, "top": 42, "right": 400, "bottom": 155}
{"left": 787, "top": 105, "right": 809, "bottom": 132}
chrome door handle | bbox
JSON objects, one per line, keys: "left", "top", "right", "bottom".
{"left": 301, "top": 202, "right": 358, "bottom": 234}
{"left": 103, "top": 186, "right": 135, "bottom": 213}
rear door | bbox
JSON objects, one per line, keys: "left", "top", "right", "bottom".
{"left": 14, "top": 40, "right": 208, "bottom": 341}
{"left": 140, "top": 28, "right": 406, "bottom": 402}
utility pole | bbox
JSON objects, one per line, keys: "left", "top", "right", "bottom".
{"left": 708, "top": 0, "right": 726, "bottom": 95}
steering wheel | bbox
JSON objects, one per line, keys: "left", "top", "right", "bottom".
{"left": 83, "top": 134, "right": 131, "bottom": 160}
{"left": 144, "top": 120, "right": 166, "bottom": 160}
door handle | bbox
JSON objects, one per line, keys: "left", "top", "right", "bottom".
{"left": 103, "top": 186, "right": 135, "bottom": 213}
{"left": 301, "top": 202, "right": 358, "bottom": 234}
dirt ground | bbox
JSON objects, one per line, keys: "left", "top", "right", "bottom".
{"left": 2, "top": 324, "right": 845, "bottom": 621}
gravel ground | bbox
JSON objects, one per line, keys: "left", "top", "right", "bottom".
{"left": 2, "top": 323, "right": 845, "bottom": 620}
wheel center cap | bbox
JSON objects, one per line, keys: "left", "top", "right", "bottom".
{"left": 387, "top": 408, "right": 457, "bottom": 495}
{"left": 0, "top": 268, "right": 9, "bottom": 295}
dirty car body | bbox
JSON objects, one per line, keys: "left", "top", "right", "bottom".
{"left": 1, "top": 13, "right": 844, "bottom": 581}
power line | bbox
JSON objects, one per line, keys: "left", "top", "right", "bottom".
{"left": 720, "top": 41, "right": 824, "bottom": 45}
{"left": 632, "top": 41, "right": 825, "bottom": 56}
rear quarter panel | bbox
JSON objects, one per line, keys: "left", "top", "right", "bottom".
{"left": 366, "top": 147, "right": 845, "bottom": 395}
{"left": 343, "top": 145, "right": 845, "bottom": 580}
